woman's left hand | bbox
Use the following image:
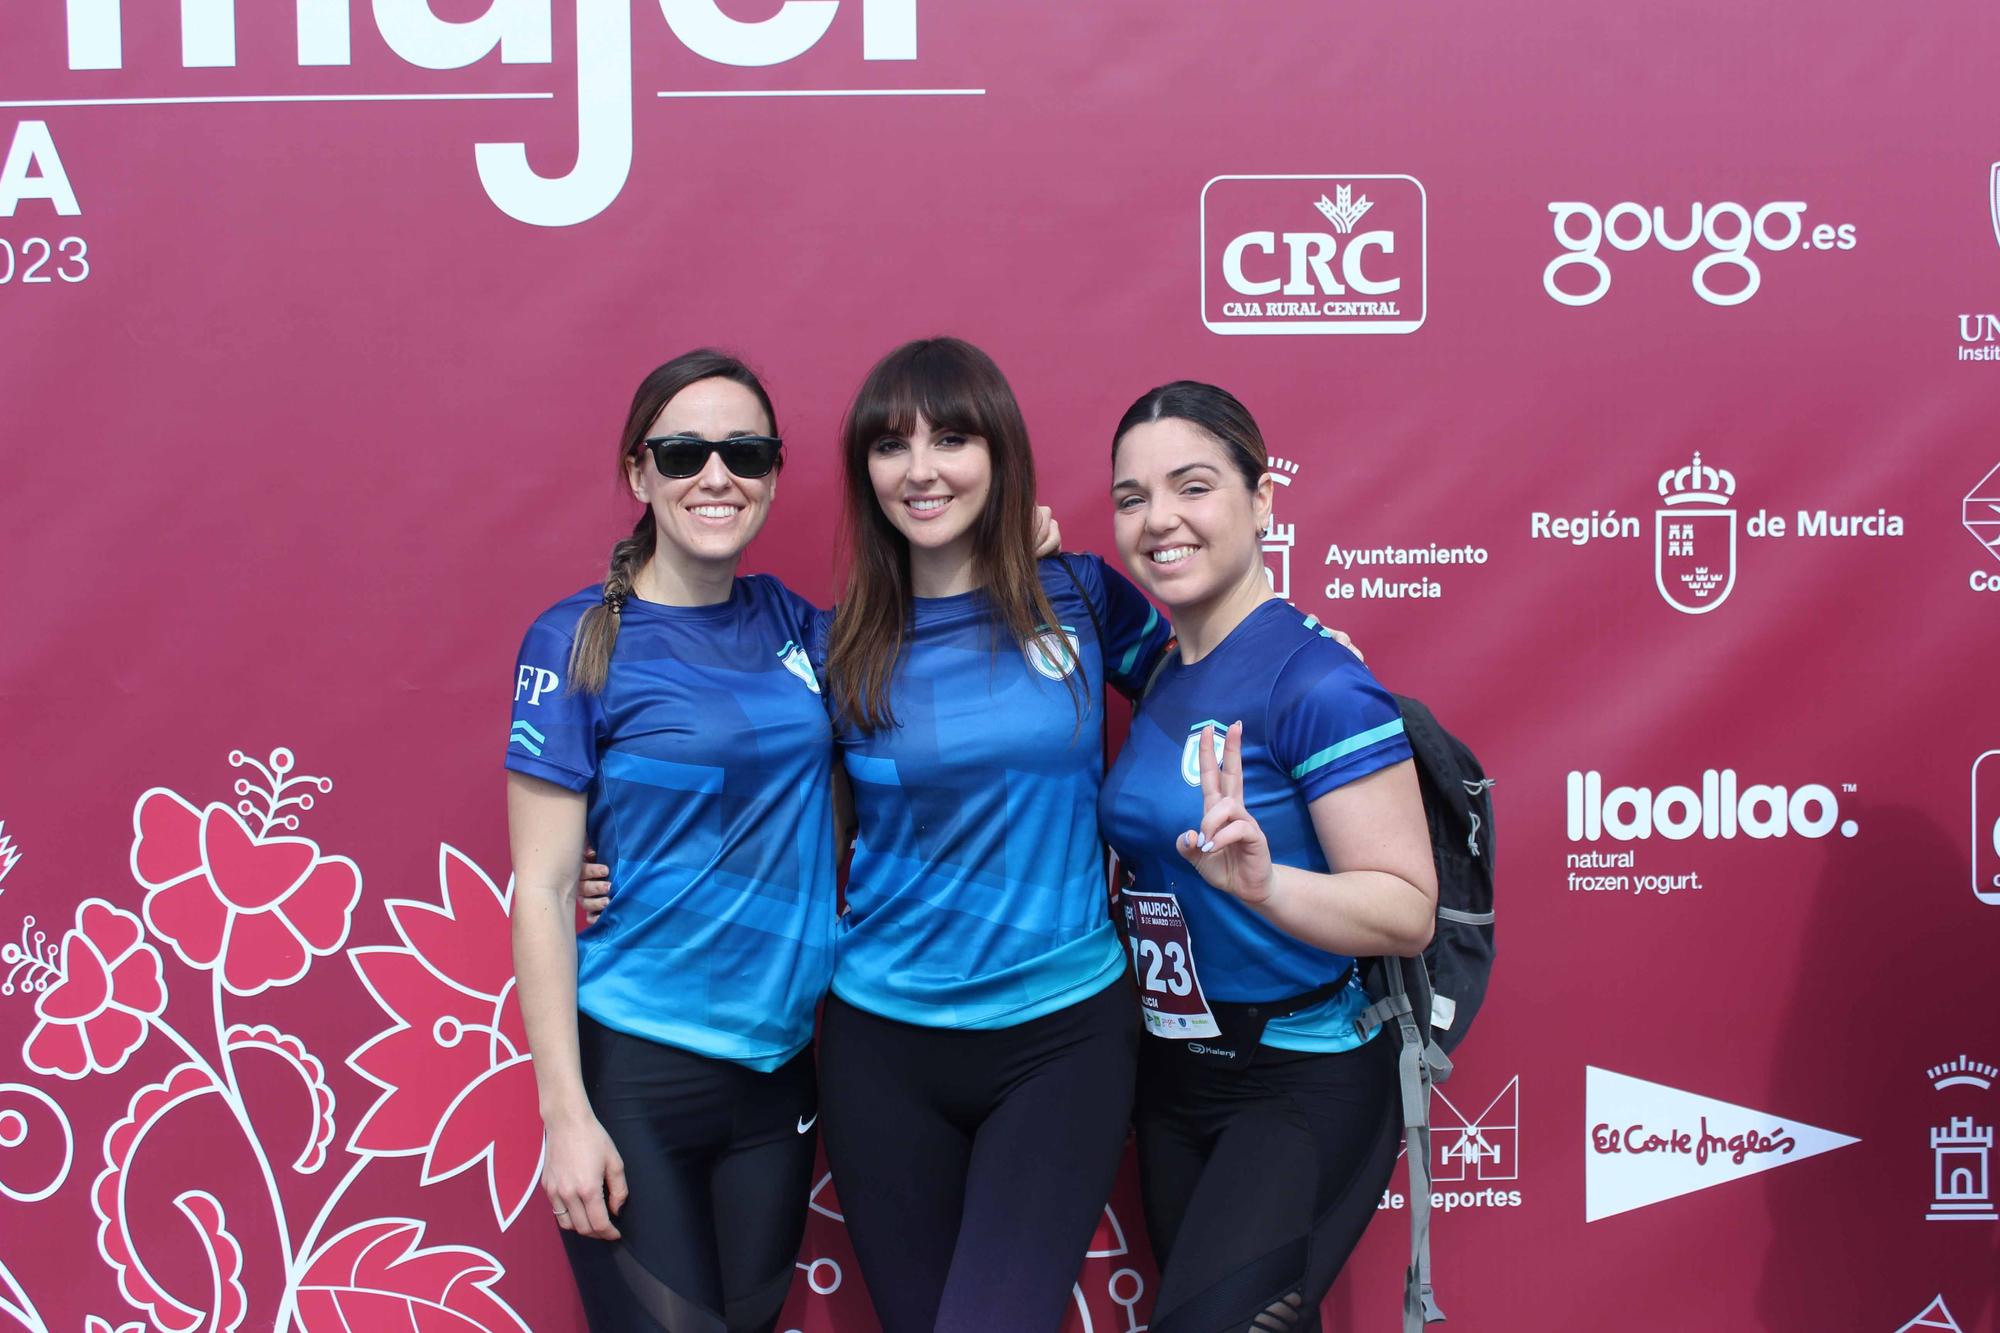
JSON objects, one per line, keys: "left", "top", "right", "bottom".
{"left": 1177, "top": 722, "right": 1275, "bottom": 905}
{"left": 1032, "top": 505, "right": 1063, "bottom": 558}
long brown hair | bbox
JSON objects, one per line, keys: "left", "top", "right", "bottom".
{"left": 828, "top": 337, "right": 1077, "bottom": 732}
{"left": 567, "top": 349, "right": 779, "bottom": 693}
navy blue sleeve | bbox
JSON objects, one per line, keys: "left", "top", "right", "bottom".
{"left": 505, "top": 610, "right": 601, "bottom": 792}
{"left": 1073, "top": 554, "right": 1172, "bottom": 697}
{"left": 1268, "top": 641, "right": 1413, "bottom": 802}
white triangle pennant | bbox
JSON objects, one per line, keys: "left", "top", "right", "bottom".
{"left": 1895, "top": 1294, "right": 1963, "bottom": 1332}
{"left": 1584, "top": 1066, "right": 1859, "bottom": 1222}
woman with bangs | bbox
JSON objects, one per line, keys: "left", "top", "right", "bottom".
{"left": 812, "top": 337, "right": 1174, "bottom": 1332}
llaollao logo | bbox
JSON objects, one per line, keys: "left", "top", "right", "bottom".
{"left": 1566, "top": 769, "right": 1858, "bottom": 842}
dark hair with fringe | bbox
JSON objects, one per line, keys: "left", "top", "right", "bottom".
{"left": 828, "top": 337, "right": 1080, "bottom": 732}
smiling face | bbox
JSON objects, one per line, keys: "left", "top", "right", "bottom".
{"left": 866, "top": 413, "right": 994, "bottom": 567}
{"left": 626, "top": 376, "right": 779, "bottom": 567}
{"left": 1111, "top": 417, "right": 1273, "bottom": 610}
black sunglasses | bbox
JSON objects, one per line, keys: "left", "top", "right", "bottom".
{"left": 640, "top": 434, "right": 784, "bottom": 479}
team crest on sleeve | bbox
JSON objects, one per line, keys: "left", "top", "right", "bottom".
{"left": 1181, "top": 720, "right": 1229, "bottom": 786}
{"left": 1024, "top": 625, "right": 1082, "bottom": 681}
{"left": 778, "top": 641, "right": 821, "bottom": 695}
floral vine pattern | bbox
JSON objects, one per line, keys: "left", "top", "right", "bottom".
{"left": 0, "top": 750, "right": 538, "bottom": 1333}
{"left": 0, "top": 750, "right": 1157, "bottom": 1333}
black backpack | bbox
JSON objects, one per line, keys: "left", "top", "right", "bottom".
{"left": 1355, "top": 694, "right": 1497, "bottom": 1331}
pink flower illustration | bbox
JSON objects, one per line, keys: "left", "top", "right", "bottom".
{"left": 22, "top": 899, "right": 166, "bottom": 1080}
{"left": 346, "top": 845, "right": 544, "bottom": 1228}
{"left": 130, "top": 752, "right": 360, "bottom": 997}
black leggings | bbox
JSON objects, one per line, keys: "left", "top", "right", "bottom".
{"left": 560, "top": 1016, "right": 818, "bottom": 1333}
{"left": 1135, "top": 1030, "right": 1401, "bottom": 1333}
{"left": 817, "top": 980, "right": 1140, "bottom": 1333}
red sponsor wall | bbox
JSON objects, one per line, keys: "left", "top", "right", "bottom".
{"left": 1, "top": 2, "right": 1996, "bottom": 1330}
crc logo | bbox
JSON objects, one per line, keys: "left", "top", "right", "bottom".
{"left": 1544, "top": 200, "right": 1856, "bottom": 307}
{"left": 1566, "top": 769, "right": 1858, "bottom": 842}
{"left": 1966, "top": 463, "right": 2000, "bottom": 587}
{"left": 1201, "top": 174, "right": 1426, "bottom": 334}
{"left": 1975, "top": 752, "right": 2000, "bottom": 905}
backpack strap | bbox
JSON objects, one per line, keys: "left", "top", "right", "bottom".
{"left": 1363, "top": 957, "right": 1451, "bottom": 1331}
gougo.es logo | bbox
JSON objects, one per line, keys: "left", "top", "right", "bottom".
{"left": 1543, "top": 200, "right": 1857, "bottom": 307}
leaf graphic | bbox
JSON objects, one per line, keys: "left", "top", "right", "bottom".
{"left": 293, "top": 1219, "right": 531, "bottom": 1333}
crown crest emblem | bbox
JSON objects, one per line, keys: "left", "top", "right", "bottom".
{"left": 1657, "top": 451, "right": 1737, "bottom": 506}
{"left": 1928, "top": 1054, "right": 1998, "bottom": 1091}
{"left": 1314, "top": 185, "right": 1373, "bottom": 234}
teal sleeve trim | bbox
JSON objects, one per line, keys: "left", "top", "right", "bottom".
{"left": 1118, "top": 606, "right": 1158, "bottom": 676}
{"left": 1288, "top": 716, "right": 1408, "bottom": 780}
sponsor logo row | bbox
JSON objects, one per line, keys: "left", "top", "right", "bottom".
{"left": 1202, "top": 170, "right": 2000, "bottom": 360}
{"left": 1390, "top": 1054, "right": 1994, "bottom": 1228}
{"left": 1258, "top": 455, "right": 1998, "bottom": 608}
{"left": 1557, "top": 752, "right": 1998, "bottom": 910}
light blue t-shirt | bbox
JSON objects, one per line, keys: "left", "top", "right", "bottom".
{"left": 816, "top": 554, "right": 1173, "bottom": 1029}
{"left": 506, "top": 576, "right": 835, "bottom": 1071}
{"left": 1099, "top": 599, "right": 1413, "bottom": 1052}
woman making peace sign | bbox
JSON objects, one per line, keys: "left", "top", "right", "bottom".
{"left": 1098, "top": 381, "right": 1438, "bottom": 1333}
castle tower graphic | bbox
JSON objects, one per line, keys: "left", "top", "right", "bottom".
{"left": 1928, "top": 1116, "right": 1996, "bottom": 1221}
{"left": 1262, "top": 457, "right": 1300, "bottom": 599}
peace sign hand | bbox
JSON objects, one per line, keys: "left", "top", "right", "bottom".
{"left": 1177, "top": 722, "right": 1275, "bottom": 905}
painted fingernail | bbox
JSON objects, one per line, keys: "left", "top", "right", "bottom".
{"left": 1199, "top": 838, "right": 1215, "bottom": 852}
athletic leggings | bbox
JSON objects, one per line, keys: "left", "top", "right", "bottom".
{"left": 817, "top": 979, "right": 1141, "bottom": 1333}
{"left": 560, "top": 1016, "right": 818, "bottom": 1333}
{"left": 1135, "top": 1030, "right": 1400, "bottom": 1333}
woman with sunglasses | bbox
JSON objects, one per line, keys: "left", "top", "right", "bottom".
{"left": 507, "top": 350, "right": 832, "bottom": 1333}
{"left": 811, "top": 337, "right": 1174, "bottom": 1333}
{"left": 1099, "top": 381, "right": 1436, "bottom": 1333}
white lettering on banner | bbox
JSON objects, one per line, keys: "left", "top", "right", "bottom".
{"left": 1544, "top": 200, "right": 1856, "bottom": 306}
{"left": 1584, "top": 1066, "right": 1858, "bottom": 1222}
{"left": 374, "top": 0, "right": 554, "bottom": 69}
{"left": 476, "top": 0, "right": 631, "bottom": 228}
{"left": 0, "top": 122, "right": 81, "bottom": 217}
{"left": 1565, "top": 770, "right": 1858, "bottom": 842}
{"left": 49, "top": 0, "right": 925, "bottom": 226}
{"left": 1531, "top": 453, "right": 1904, "bottom": 615}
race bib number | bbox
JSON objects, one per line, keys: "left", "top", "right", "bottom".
{"left": 1120, "top": 890, "right": 1220, "bottom": 1039}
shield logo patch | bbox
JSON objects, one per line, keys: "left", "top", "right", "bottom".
{"left": 1654, "top": 508, "right": 1737, "bottom": 614}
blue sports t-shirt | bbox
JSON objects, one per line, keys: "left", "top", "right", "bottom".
{"left": 815, "top": 554, "right": 1173, "bottom": 1029}
{"left": 1099, "top": 599, "right": 1413, "bottom": 1052}
{"left": 505, "top": 576, "right": 835, "bottom": 1071}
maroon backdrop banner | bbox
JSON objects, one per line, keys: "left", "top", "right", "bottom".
{"left": 2, "top": 2, "right": 1996, "bottom": 1330}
